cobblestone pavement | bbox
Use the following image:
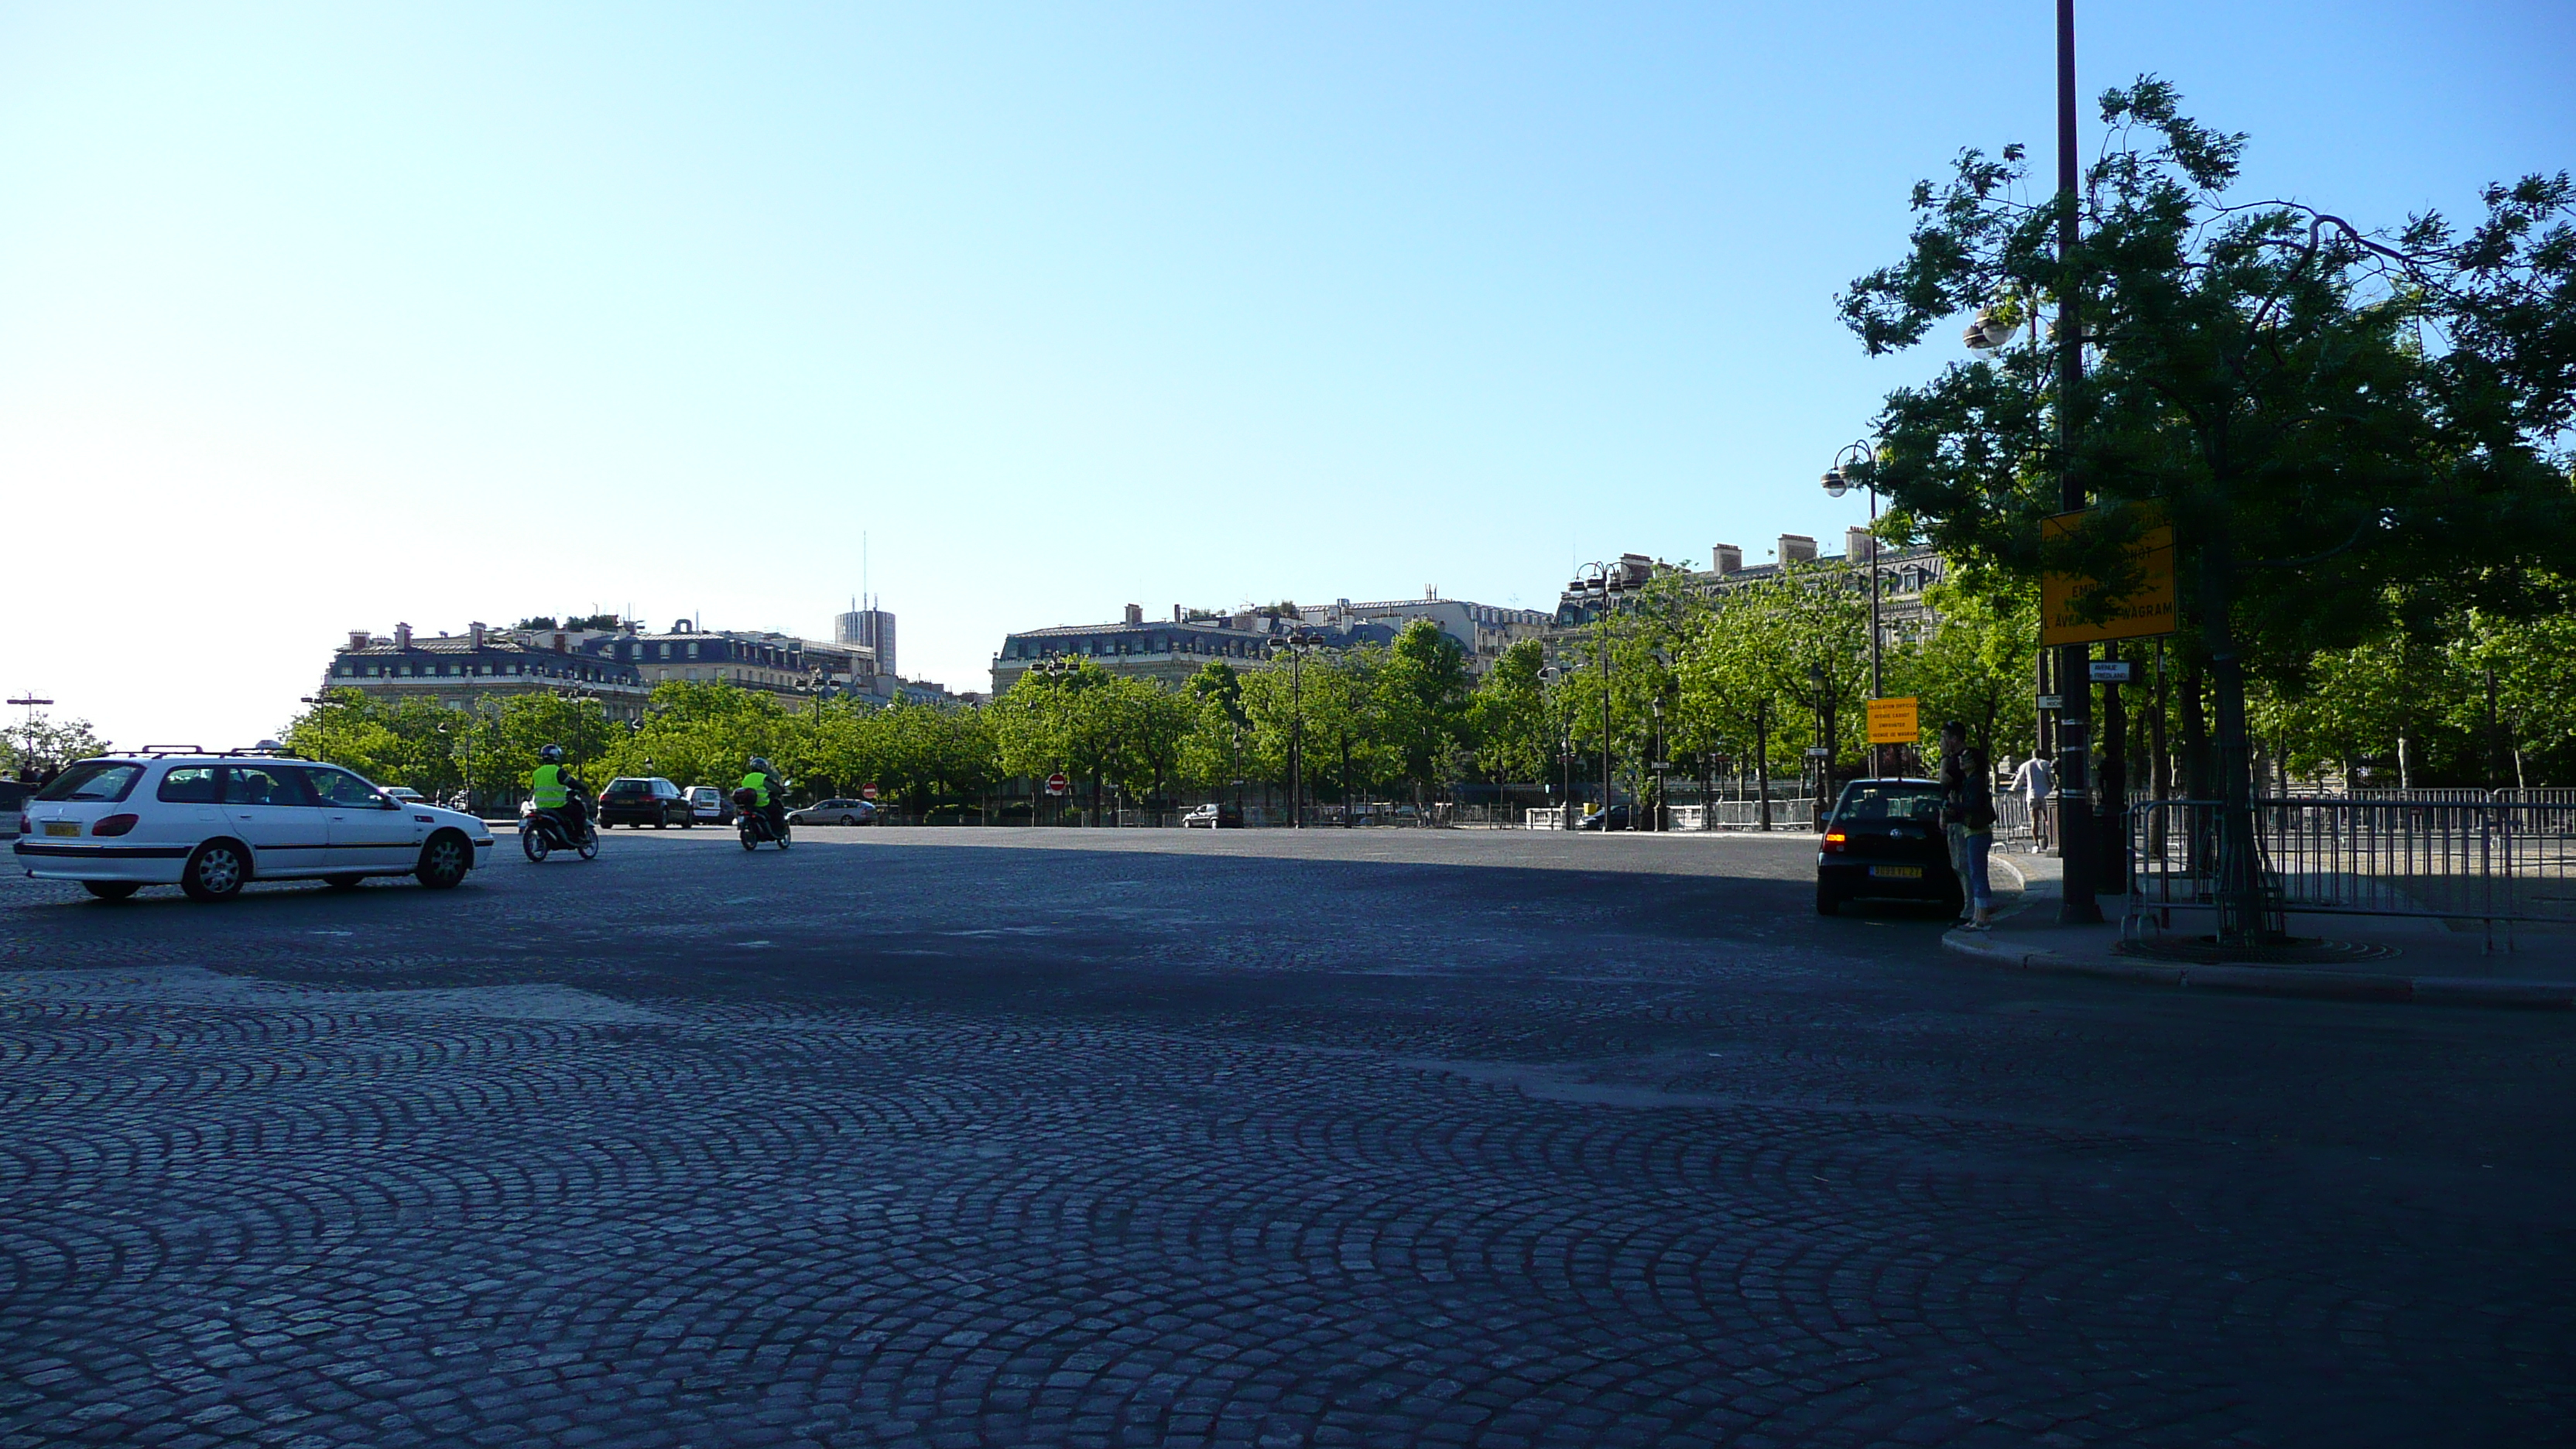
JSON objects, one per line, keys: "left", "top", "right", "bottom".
{"left": 4, "top": 827, "right": 2571, "bottom": 1447}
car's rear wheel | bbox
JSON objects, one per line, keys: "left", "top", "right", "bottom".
{"left": 181, "top": 841, "right": 248, "bottom": 902}
{"left": 1814, "top": 882, "right": 1841, "bottom": 917}
{"left": 416, "top": 831, "right": 471, "bottom": 889}
{"left": 324, "top": 874, "right": 365, "bottom": 890}
{"left": 83, "top": 881, "right": 140, "bottom": 901}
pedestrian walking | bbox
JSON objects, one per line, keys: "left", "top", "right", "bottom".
{"left": 2011, "top": 752, "right": 2054, "bottom": 847}
{"left": 1938, "top": 721, "right": 1971, "bottom": 921}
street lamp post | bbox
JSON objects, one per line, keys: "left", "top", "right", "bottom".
{"left": 1024, "top": 655, "right": 1079, "bottom": 824}
{"left": 1822, "top": 441, "right": 1885, "bottom": 778}
{"left": 2050, "top": 0, "right": 2102, "bottom": 924}
{"left": 1649, "top": 697, "right": 1665, "bottom": 832}
{"left": 1575, "top": 562, "right": 1629, "bottom": 831}
{"left": 1266, "top": 631, "right": 1326, "bottom": 829}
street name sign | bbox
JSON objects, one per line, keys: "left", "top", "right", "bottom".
{"left": 2088, "top": 660, "right": 2136, "bottom": 684}
{"left": 1865, "top": 697, "right": 1920, "bottom": 745}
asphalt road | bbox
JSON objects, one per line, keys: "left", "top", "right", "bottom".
{"left": 3, "top": 825, "right": 2570, "bottom": 1447}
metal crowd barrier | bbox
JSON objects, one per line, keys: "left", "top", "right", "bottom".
{"left": 2126, "top": 796, "right": 2576, "bottom": 951}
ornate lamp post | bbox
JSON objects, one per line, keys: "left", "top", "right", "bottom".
{"left": 1822, "top": 440, "right": 1886, "bottom": 778}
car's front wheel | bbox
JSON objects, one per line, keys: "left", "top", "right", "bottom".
{"left": 83, "top": 881, "right": 140, "bottom": 901}
{"left": 416, "top": 831, "right": 471, "bottom": 889}
{"left": 181, "top": 841, "right": 249, "bottom": 903}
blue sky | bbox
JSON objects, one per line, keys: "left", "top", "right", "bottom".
{"left": 3, "top": 2, "right": 2569, "bottom": 745}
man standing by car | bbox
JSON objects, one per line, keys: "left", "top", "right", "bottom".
{"left": 1937, "top": 722, "right": 1973, "bottom": 923}
{"left": 529, "top": 745, "right": 591, "bottom": 845}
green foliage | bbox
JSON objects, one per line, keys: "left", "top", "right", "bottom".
{"left": 1467, "top": 639, "right": 1551, "bottom": 783}
{"left": 1373, "top": 621, "right": 1471, "bottom": 803}
{"left": 2, "top": 711, "right": 110, "bottom": 773}
{"left": 1889, "top": 570, "right": 2039, "bottom": 759}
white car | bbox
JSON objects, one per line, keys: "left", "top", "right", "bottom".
{"left": 14, "top": 752, "right": 495, "bottom": 903}
{"left": 786, "top": 798, "right": 877, "bottom": 827}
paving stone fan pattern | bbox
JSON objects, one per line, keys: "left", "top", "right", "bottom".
{"left": 2, "top": 829, "right": 2571, "bottom": 1447}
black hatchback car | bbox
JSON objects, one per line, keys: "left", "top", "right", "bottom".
{"left": 1815, "top": 778, "right": 1961, "bottom": 916}
{"left": 598, "top": 776, "right": 694, "bottom": 828}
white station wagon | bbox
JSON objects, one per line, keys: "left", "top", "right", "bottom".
{"left": 14, "top": 752, "right": 495, "bottom": 902}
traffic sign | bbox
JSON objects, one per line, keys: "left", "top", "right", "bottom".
{"left": 861, "top": 784, "right": 879, "bottom": 800}
{"left": 1804, "top": 747, "right": 1831, "bottom": 758}
{"left": 2036, "top": 694, "right": 2064, "bottom": 711}
{"left": 2088, "top": 660, "right": 2136, "bottom": 684}
{"left": 2040, "top": 502, "right": 2177, "bottom": 646}
{"left": 1865, "top": 696, "right": 1920, "bottom": 745}
{"left": 1043, "top": 772, "right": 1070, "bottom": 796}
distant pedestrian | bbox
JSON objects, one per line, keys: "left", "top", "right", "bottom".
{"left": 1938, "top": 721, "right": 1971, "bottom": 921}
{"left": 2011, "top": 752, "right": 2054, "bottom": 845}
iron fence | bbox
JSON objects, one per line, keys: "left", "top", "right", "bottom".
{"left": 2126, "top": 796, "right": 2576, "bottom": 949}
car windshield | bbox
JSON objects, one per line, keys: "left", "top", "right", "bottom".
{"left": 1834, "top": 784, "right": 1945, "bottom": 823}
{"left": 36, "top": 762, "right": 144, "bottom": 803}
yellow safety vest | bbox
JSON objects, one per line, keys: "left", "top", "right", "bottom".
{"left": 739, "top": 772, "right": 770, "bottom": 807}
{"left": 532, "top": 763, "right": 570, "bottom": 808}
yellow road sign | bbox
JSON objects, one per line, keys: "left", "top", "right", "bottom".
{"left": 1865, "top": 697, "right": 1920, "bottom": 745}
{"left": 2040, "top": 504, "right": 2177, "bottom": 646}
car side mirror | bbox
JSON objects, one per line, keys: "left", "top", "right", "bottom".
{"left": 376, "top": 796, "right": 402, "bottom": 810}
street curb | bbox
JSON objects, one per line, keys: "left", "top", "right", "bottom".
{"left": 1941, "top": 909, "right": 2576, "bottom": 1011}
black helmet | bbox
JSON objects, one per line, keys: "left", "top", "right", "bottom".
{"left": 540, "top": 745, "right": 566, "bottom": 763}
{"left": 749, "top": 755, "right": 772, "bottom": 772}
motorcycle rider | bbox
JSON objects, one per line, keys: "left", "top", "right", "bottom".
{"left": 738, "top": 755, "right": 788, "bottom": 839}
{"left": 529, "top": 745, "right": 593, "bottom": 845}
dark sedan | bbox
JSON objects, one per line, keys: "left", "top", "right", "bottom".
{"left": 1815, "top": 778, "right": 1961, "bottom": 916}
{"left": 598, "top": 776, "right": 694, "bottom": 829}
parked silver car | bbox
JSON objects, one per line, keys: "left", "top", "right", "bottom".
{"left": 786, "top": 798, "right": 877, "bottom": 827}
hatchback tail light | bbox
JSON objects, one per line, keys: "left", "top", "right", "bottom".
{"left": 92, "top": 814, "right": 140, "bottom": 837}
{"left": 1821, "top": 830, "right": 1848, "bottom": 854}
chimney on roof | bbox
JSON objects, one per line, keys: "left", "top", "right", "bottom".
{"left": 1173, "top": 604, "right": 1183, "bottom": 622}
{"left": 1845, "top": 527, "right": 1875, "bottom": 563}
{"left": 348, "top": 629, "right": 371, "bottom": 651}
{"left": 469, "top": 621, "right": 486, "bottom": 650}
{"left": 1711, "top": 544, "right": 1742, "bottom": 574}
{"left": 1123, "top": 602, "right": 1144, "bottom": 625}
{"left": 553, "top": 632, "right": 568, "bottom": 653}
{"left": 393, "top": 622, "right": 413, "bottom": 649}
{"left": 1779, "top": 534, "right": 1817, "bottom": 564}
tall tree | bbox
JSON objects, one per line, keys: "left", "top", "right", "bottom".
{"left": 1839, "top": 77, "right": 2576, "bottom": 938}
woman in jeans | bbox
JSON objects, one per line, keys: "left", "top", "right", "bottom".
{"left": 1940, "top": 728, "right": 1998, "bottom": 930}
{"left": 1959, "top": 747, "right": 1995, "bottom": 929}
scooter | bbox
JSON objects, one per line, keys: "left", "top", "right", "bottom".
{"left": 521, "top": 796, "right": 601, "bottom": 862}
{"left": 735, "top": 789, "right": 791, "bottom": 851}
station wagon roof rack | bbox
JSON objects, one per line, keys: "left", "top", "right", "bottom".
{"left": 228, "top": 742, "right": 309, "bottom": 759}
{"left": 133, "top": 745, "right": 207, "bottom": 756}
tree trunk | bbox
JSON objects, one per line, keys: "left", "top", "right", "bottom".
{"left": 2199, "top": 535, "right": 2270, "bottom": 945}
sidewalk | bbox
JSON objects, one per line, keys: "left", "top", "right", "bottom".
{"left": 1945, "top": 856, "right": 2576, "bottom": 1010}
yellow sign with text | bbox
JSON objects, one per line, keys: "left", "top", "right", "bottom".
{"left": 2040, "top": 504, "right": 2177, "bottom": 646}
{"left": 1865, "top": 697, "right": 1920, "bottom": 746}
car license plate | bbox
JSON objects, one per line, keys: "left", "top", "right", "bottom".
{"left": 1870, "top": 865, "right": 1923, "bottom": 879}
{"left": 45, "top": 820, "right": 78, "bottom": 837}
